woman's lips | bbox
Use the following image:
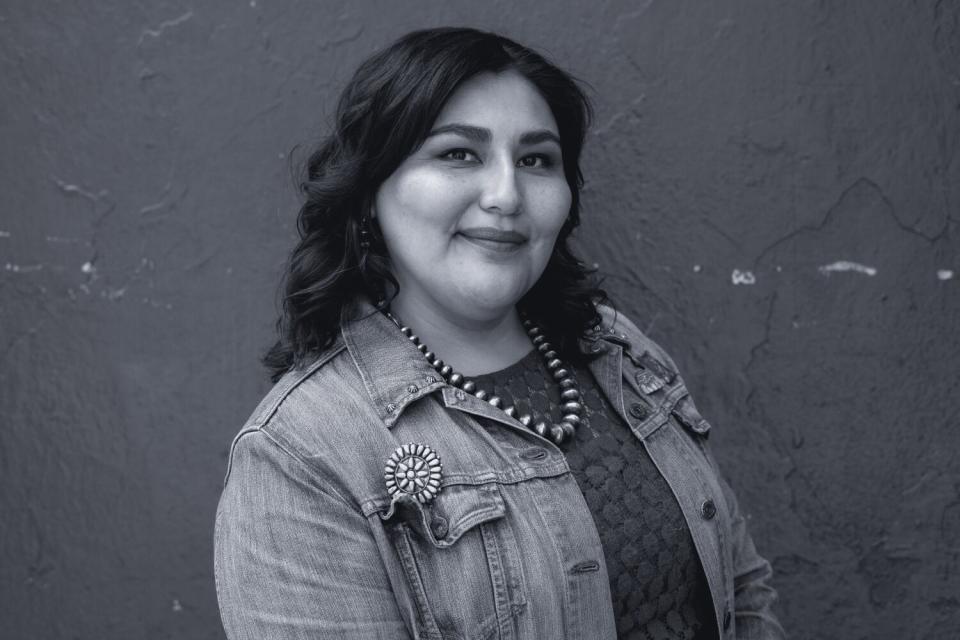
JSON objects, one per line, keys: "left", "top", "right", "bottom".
{"left": 457, "top": 227, "right": 528, "bottom": 253}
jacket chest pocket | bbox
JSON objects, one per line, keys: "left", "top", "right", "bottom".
{"left": 383, "top": 483, "right": 526, "bottom": 640}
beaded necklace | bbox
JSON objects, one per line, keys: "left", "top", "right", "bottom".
{"left": 384, "top": 311, "right": 584, "bottom": 445}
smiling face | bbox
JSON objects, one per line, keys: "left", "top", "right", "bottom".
{"left": 374, "top": 69, "right": 572, "bottom": 325}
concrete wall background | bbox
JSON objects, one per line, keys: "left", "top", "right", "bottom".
{"left": 1, "top": 1, "right": 957, "bottom": 638}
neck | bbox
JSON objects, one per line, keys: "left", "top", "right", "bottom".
{"left": 389, "top": 291, "right": 532, "bottom": 376}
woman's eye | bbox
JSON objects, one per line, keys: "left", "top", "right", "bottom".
{"left": 441, "top": 149, "right": 477, "bottom": 162}
{"left": 518, "top": 154, "right": 552, "bottom": 169}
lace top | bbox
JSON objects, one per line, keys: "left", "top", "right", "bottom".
{"left": 466, "top": 348, "right": 716, "bottom": 639}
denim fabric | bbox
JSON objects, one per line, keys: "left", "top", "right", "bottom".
{"left": 214, "top": 299, "right": 785, "bottom": 639}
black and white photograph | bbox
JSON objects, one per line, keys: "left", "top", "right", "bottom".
{"left": 1, "top": 2, "right": 958, "bottom": 639}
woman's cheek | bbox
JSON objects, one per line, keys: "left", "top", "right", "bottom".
{"left": 533, "top": 180, "right": 572, "bottom": 235}
{"left": 396, "top": 168, "right": 470, "bottom": 226}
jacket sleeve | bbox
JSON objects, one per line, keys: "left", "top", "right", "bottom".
{"left": 712, "top": 453, "right": 786, "bottom": 639}
{"left": 214, "top": 428, "right": 412, "bottom": 640}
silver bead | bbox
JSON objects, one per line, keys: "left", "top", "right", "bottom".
{"left": 559, "top": 378, "right": 576, "bottom": 389}
{"left": 409, "top": 334, "right": 420, "bottom": 344}
{"left": 475, "top": 389, "right": 488, "bottom": 401}
{"left": 532, "top": 335, "right": 546, "bottom": 345}
{"left": 522, "top": 319, "right": 534, "bottom": 329}
{"left": 488, "top": 396, "right": 502, "bottom": 408}
{"left": 561, "top": 388, "right": 580, "bottom": 401}
{"left": 549, "top": 425, "right": 565, "bottom": 444}
{"left": 562, "top": 413, "right": 581, "bottom": 427}
{"left": 417, "top": 343, "right": 428, "bottom": 353}
{"left": 462, "top": 381, "right": 476, "bottom": 393}
{"left": 401, "top": 326, "right": 413, "bottom": 337}
{"left": 560, "top": 422, "right": 576, "bottom": 439}
{"left": 449, "top": 373, "right": 464, "bottom": 387}
{"left": 553, "top": 368, "right": 569, "bottom": 380}
{"left": 424, "top": 351, "right": 435, "bottom": 361}
{"left": 527, "top": 326, "right": 541, "bottom": 336}
{"left": 544, "top": 350, "right": 557, "bottom": 360}
{"left": 519, "top": 414, "right": 533, "bottom": 427}
{"left": 546, "top": 358, "right": 562, "bottom": 370}
{"left": 562, "top": 401, "right": 583, "bottom": 415}
{"left": 533, "top": 421, "right": 550, "bottom": 437}
{"left": 537, "top": 343, "right": 551, "bottom": 353}
{"left": 504, "top": 406, "right": 518, "bottom": 418}
{"left": 439, "top": 365, "right": 453, "bottom": 377}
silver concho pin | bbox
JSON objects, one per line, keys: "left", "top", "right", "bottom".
{"left": 384, "top": 443, "right": 443, "bottom": 504}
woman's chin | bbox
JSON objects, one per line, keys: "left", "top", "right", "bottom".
{"left": 449, "top": 279, "right": 531, "bottom": 318}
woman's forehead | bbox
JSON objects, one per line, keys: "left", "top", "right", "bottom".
{"left": 430, "top": 69, "right": 560, "bottom": 139}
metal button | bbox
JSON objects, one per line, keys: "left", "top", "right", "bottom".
{"left": 406, "top": 384, "right": 419, "bottom": 393}
{"left": 723, "top": 609, "right": 731, "bottom": 630}
{"left": 519, "top": 447, "right": 548, "bottom": 461}
{"left": 430, "top": 516, "right": 448, "bottom": 539}
{"left": 386, "top": 403, "right": 397, "bottom": 413}
{"left": 701, "top": 499, "right": 717, "bottom": 520}
{"left": 629, "top": 402, "right": 649, "bottom": 419}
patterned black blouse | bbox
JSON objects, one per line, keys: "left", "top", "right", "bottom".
{"left": 466, "top": 348, "right": 717, "bottom": 639}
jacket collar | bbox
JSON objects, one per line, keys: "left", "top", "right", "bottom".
{"left": 339, "top": 297, "right": 629, "bottom": 428}
{"left": 340, "top": 297, "right": 448, "bottom": 427}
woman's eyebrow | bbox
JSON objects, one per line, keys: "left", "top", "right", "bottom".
{"left": 426, "top": 124, "right": 489, "bottom": 143}
{"left": 425, "top": 124, "right": 561, "bottom": 147}
{"left": 519, "top": 130, "right": 561, "bottom": 146}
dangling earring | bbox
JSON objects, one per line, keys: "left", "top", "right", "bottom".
{"left": 359, "top": 214, "right": 372, "bottom": 252}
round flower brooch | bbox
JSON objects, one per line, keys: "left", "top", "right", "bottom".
{"left": 384, "top": 443, "right": 443, "bottom": 504}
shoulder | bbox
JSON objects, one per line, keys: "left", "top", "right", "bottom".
{"left": 222, "top": 336, "right": 392, "bottom": 505}
{"left": 595, "top": 303, "right": 681, "bottom": 373}
{"left": 229, "top": 336, "right": 380, "bottom": 466}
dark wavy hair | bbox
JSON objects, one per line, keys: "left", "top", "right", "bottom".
{"left": 264, "top": 27, "right": 608, "bottom": 382}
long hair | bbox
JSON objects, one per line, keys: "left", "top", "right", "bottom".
{"left": 264, "top": 27, "right": 608, "bottom": 382}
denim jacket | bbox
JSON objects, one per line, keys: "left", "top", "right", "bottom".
{"left": 214, "top": 299, "right": 785, "bottom": 640}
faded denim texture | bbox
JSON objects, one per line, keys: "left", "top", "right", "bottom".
{"left": 215, "top": 299, "right": 785, "bottom": 639}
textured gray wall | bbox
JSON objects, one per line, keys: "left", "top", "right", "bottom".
{"left": 2, "top": 1, "right": 957, "bottom": 638}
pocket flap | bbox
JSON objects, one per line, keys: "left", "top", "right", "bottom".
{"left": 381, "top": 483, "right": 506, "bottom": 548}
{"left": 672, "top": 393, "right": 712, "bottom": 437}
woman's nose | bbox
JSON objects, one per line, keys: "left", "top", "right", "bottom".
{"left": 478, "top": 158, "right": 521, "bottom": 216}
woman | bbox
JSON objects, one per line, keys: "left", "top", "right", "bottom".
{"left": 215, "top": 27, "right": 785, "bottom": 640}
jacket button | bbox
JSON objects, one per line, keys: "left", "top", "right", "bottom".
{"left": 701, "top": 499, "right": 717, "bottom": 520}
{"left": 430, "top": 516, "right": 448, "bottom": 539}
{"left": 629, "top": 402, "right": 649, "bottom": 419}
{"left": 723, "top": 609, "right": 731, "bottom": 630}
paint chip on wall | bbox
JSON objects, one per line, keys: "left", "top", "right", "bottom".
{"left": 818, "top": 261, "right": 877, "bottom": 276}
{"left": 731, "top": 269, "right": 756, "bottom": 285}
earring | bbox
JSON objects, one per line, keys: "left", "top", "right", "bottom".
{"left": 359, "top": 215, "right": 372, "bottom": 251}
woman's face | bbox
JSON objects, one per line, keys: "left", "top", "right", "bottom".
{"left": 374, "top": 69, "right": 571, "bottom": 323}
